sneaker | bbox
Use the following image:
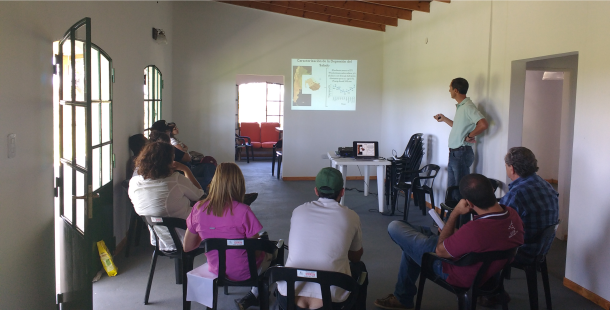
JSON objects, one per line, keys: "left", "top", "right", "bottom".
{"left": 234, "top": 292, "right": 259, "bottom": 310}
{"left": 478, "top": 291, "right": 511, "bottom": 308}
{"left": 374, "top": 294, "right": 413, "bottom": 310}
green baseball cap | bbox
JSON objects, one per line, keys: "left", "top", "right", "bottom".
{"left": 315, "top": 167, "right": 344, "bottom": 194}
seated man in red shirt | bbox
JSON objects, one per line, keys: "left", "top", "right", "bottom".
{"left": 375, "top": 174, "right": 524, "bottom": 310}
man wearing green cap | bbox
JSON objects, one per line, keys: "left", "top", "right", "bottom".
{"left": 276, "top": 167, "right": 368, "bottom": 310}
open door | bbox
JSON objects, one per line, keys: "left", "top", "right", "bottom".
{"left": 53, "top": 17, "right": 114, "bottom": 309}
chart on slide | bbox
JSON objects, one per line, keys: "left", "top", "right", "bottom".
{"left": 292, "top": 59, "right": 357, "bottom": 111}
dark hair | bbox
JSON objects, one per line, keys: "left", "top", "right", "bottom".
{"left": 167, "top": 122, "right": 176, "bottom": 138}
{"left": 317, "top": 186, "right": 342, "bottom": 200}
{"left": 459, "top": 174, "right": 497, "bottom": 209}
{"left": 128, "top": 134, "right": 148, "bottom": 157}
{"left": 504, "top": 147, "right": 539, "bottom": 177}
{"left": 135, "top": 141, "right": 174, "bottom": 180}
{"left": 149, "top": 131, "right": 171, "bottom": 143}
{"left": 451, "top": 78, "right": 469, "bottom": 95}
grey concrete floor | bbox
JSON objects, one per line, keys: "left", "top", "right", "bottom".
{"left": 93, "top": 161, "right": 600, "bottom": 310}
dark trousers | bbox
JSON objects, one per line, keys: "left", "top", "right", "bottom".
{"left": 277, "top": 261, "right": 368, "bottom": 310}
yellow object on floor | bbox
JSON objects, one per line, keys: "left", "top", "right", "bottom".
{"left": 97, "top": 240, "right": 118, "bottom": 277}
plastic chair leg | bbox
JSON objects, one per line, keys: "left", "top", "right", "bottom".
{"left": 277, "top": 155, "right": 282, "bottom": 180}
{"left": 540, "top": 260, "right": 553, "bottom": 310}
{"left": 224, "top": 286, "right": 229, "bottom": 295}
{"left": 125, "top": 209, "right": 137, "bottom": 257}
{"left": 134, "top": 217, "right": 143, "bottom": 247}
{"left": 272, "top": 151, "right": 276, "bottom": 175}
{"left": 403, "top": 190, "right": 411, "bottom": 222}
{"left": 525, "top": 265, "right": 539, "bottom": 310}
{"left": 182, "top": 257, "right": 193, "bottom": 310}
{"left": 457, "top": 293, "right": 468, "bottom": 310}
{"left": 246, "top": 146, "right": 250, "bottom": 163}
{"left": 175, "top": 258, "right": 183, "bottom": 285}
{"left": 414, "top": 275, "right": 425, "bottom": 310}
{"left": 144, "top": 251, "right": 159, "bottom": 304}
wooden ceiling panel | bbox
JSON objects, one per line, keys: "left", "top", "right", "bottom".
{"left": 220, "top": 1, "right": 386, "bottom": 31}
{"left": 258, "top": 1, "right": 399, "bottom": 26}
{"left": 359, "top": 1, "right": 431, "bottom": 13}
{"left": 308, "top": 1, "right": 412, "bottom": 20}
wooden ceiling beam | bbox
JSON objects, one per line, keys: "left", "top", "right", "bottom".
{"left": 257, "top": 1, "right": 398, "bottom": 26}
{"left": 219, "top": 1, "right": 386, "bottom": 31}
{"left": 307, "top": 1, "right": 412, "bottom": 20}
{"left": 360, "top": 1, "right": 430, "bottom": 13}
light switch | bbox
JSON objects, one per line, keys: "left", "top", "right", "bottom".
{"left": 7, "top": 134, "right": 16, "bottom": 158}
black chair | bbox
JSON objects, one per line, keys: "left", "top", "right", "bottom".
{"left": 141, "top": 216, "right": 207, "bottom": 310}
{"left": 386, "top": 133, "right": 425, "bottom": 215}
{"left": 122, "top": 179, "right": 145, "bottom": 258}
{"left": 259, "top": 266, "right": 363, "bottom": 310}
{"left": 201, "top": 238, "right": 285, "bottom": 310}
{"left": 394, "top": 164, "right": 440, "bottom": 221}
{"left": 506, "top": 223, "right": 558, "bottom": 310}
{"left": 235, "top": 134, "right": 252, "bottom": 163}
{"left": 272, "top": 139, "right": 283, "bottom": 179}
{"left": 415, "top": 248, "right": 518, "bottom": 310}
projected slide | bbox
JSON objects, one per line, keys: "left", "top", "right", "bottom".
{"left": 291, "top": 59, "right": 357, "bottom": 111}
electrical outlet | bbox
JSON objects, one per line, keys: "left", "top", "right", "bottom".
{"left": 7, "top": 134, "right": 16, "bottom": 158}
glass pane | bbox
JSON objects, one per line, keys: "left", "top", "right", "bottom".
{"left": 148, "top": 69, "right": 154, "bottom": 101}
{"left": 62, "top": 40, "right": 72, "bottom": 101}
{"left": 143, "top": 68, "right": 149, "bottom": 99}
{"left": 101, "top": 56, "right": 110, "bottom": 101}
{"left": 92, "top": 102, "right": 100, "bottom": 146}
{"left": 63, "top": 165, "right": 73, "bottom": 222}
{"left": 101, "top": 102, "right": 110, "bottom": 143}
{"left": 155, "top": 70, "right": 161, "bottom": 99}
{"left": 156, "top": 101, "right": 161, "bottom": 121}
{"left": 91, "top": 48, "right": 100, "bottom": 101}
{"left": 102, "top": 144, "right": 111, "bottom": 185}
{"left": 267, "top": 101, "right": 281, "bottom": 116}
{"left": 75, "top": 106, "right": 86, "bottom": 167}
{"left": 74, "top": 24, "right": 87, "bottom": 41}
{"left": 267, "top": 116, "right": 280, "bottom": 123}
{"left": 267, "top": 84, "right": 282, "bottom": 101}
{"left": 92, "top": 147, "right": 101, "bottom": 191}
{"left": 62, "top": 106, "right": 72, "bottom": 160}
{"left": 76, "top": 171, "right": 85, "bottom": 232}
{"left": 74, "top": 40, "right": 85, "bottom": 102}
{"left": 143, "top": 102, "right": 149, "bottom": 136}
{"left": 149, "top": 101, "right": 154, "bottom": 123}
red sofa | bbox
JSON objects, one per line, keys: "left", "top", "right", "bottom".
{"left": 239, "top": 122, "right": 280, "bottom": 157}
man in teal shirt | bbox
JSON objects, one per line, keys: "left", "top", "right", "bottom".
{"left": 434, "top": 78, "right": 488, "bottom": 200}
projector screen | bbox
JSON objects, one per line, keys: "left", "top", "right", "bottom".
{"left": 291, "top": 59, "right": 357, "bottom": 111}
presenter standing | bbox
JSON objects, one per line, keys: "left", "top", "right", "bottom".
{"left": 434, "top": 78, "right": 488, "bottom": 200}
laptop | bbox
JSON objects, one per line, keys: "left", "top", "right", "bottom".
{"left": 353, "top": 141, "right": 379, "bottom": 160}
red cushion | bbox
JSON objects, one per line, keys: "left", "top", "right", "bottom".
{"left": 261, "top": 142, "right": 276, "bottom": 149}
{"left": 240, "top": 122, "right": 260, "bottom": 143}
{"left": 261, "top": 122, "right": 280, "bottom": 143}
{"left": 250, "top": 142, "right": 262, "bottom": 148}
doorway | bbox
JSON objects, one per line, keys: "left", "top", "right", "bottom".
{"left": 508, "top": 53, "right": 578, "bottom": 240}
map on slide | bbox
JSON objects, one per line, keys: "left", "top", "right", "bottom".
{"left": 291, "top": 59, "right": 357, "bottom": 111}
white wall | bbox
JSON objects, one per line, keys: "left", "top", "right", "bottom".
{"left": 0, "top": 2, "right": 172, "bottom": 308}
{"left": 172, "top": 2, "right": 384, "bottom": 178}
{"left": 382, "top": 0, "right": 610, "bottom": 302}
{"left": 522, "top": 70, "right": 562, "bottom": 180}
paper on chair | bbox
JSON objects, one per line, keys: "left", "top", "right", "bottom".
{"left": 428, "top": 209, "right": 445, "bottom": 230}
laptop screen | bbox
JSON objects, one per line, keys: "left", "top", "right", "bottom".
{"left": 353, "top": 141, "right": 379, "bottom": 159}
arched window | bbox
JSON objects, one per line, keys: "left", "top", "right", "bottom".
{"left": 144, "top": 65, "right": 162, "bottom": 136}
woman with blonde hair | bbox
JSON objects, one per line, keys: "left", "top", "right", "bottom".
{"left": 184, "top": 163, "right": 268, "bottom": 310}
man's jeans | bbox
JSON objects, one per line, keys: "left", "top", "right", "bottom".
{"left": 447, "top": 146, "right": 474, "bottom": 201}
{"left": 388, "top": 221, "right": 448, "bottom": 308}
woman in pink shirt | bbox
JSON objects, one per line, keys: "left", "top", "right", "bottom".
{"left": 183, "top": 163, "right": 268, "bottom": 310}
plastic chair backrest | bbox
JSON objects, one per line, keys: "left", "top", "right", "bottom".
{"left": 527, "top": 224, "right": 557, "bottom": 260}
{"left": 203, "top": 238, "right": 278, "bottom": 287}
{"left": 448, "top": 247, "right": 518, "bottom": 289}
{"left": 141, "top": 216, "right": 190, "bottom": 254}
{"left": 260, "top": 266, "right": 359, "bottom": 310}
{"left": 403, "top": 133, "right": 423, "bottom": 158}
{"left": 414, "top": 164, "right": 440, "bottom": 189}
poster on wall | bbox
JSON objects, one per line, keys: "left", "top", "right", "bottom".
{"left": 291, "top": 59, "right": 357, "bottom": 111}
